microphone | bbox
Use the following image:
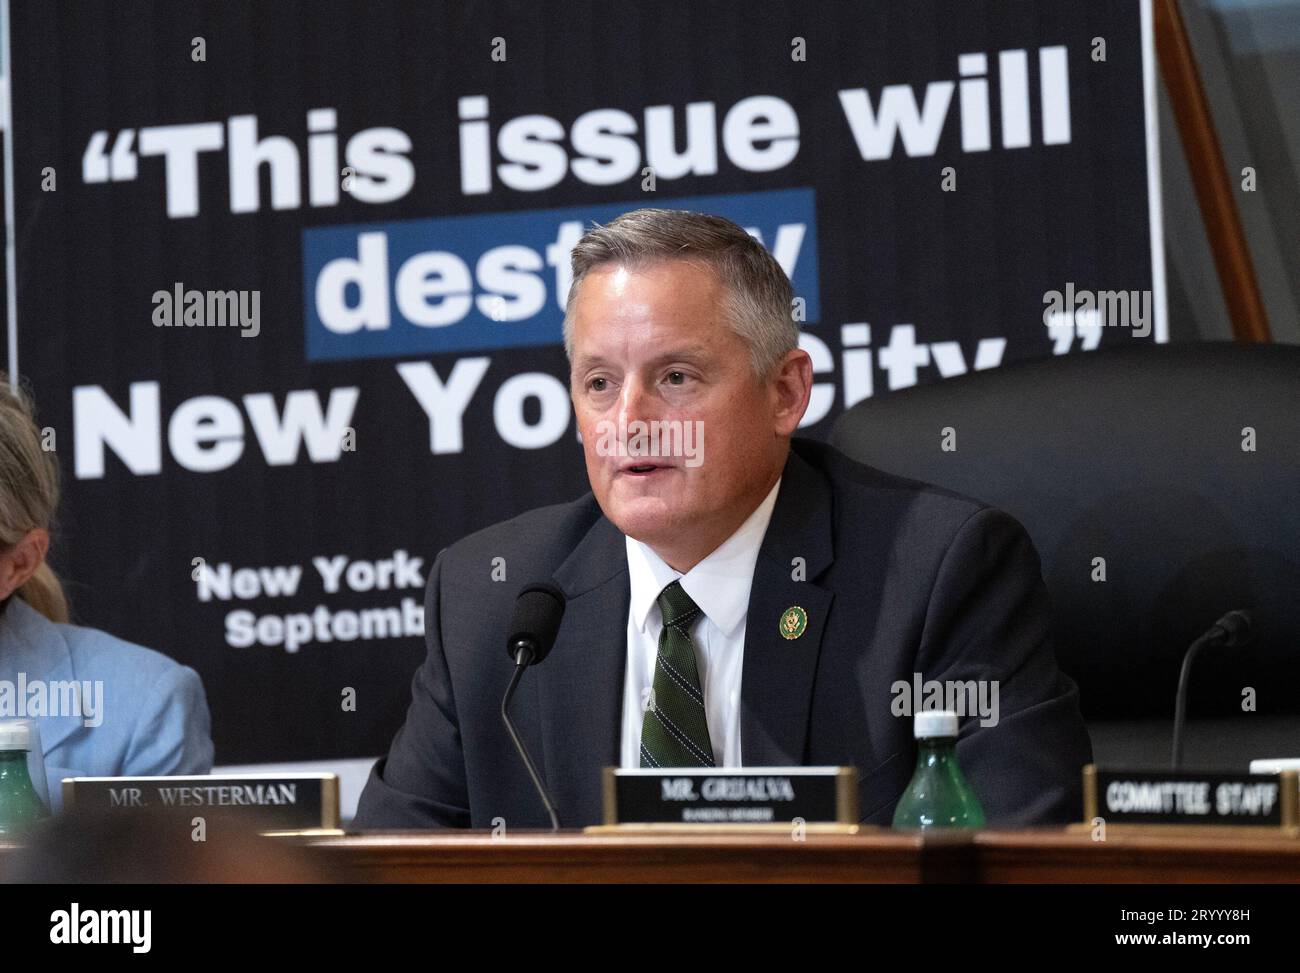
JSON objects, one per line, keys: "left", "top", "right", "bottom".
{"left": 1205, "top": 609, "right": 1253, "bottom": 647}
{"left": 501, "top": 582, "right": 567, "bottom": 830}
{"left": 1171, "top": 609, "right": 1254, "bottom": 770}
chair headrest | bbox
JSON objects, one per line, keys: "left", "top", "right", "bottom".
{"left": 830, "top": 343, "right": 1300, "bottom": 719}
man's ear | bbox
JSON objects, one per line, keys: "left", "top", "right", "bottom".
{"left": 770, "top": 348, "right": 813, "bottom": 436}
{"left": 0, "top": 528, "right": 50, "bottom": 601}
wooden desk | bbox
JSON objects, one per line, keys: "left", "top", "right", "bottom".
{"left": 4, "top": 826, "right": 1298, "bottom": 882}
{"left": 284, "top": 828, "right": 970, "bottom": 883}
{"left": 280, "top": 826, "right": 1300, "bottom": 883}
{"left": 975, "top": 827, "right": 1300, "bottom": 883}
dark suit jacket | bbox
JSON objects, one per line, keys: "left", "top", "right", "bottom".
{"left": 354, "top": 438, "right": 1092, "bottom": 829}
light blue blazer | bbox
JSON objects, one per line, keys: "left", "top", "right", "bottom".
{"left": 0, "top": 595, "right": 214, "bottom": 812}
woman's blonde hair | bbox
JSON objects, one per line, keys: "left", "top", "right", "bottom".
{"left": 0, "top": 374, "right": 67, "bottom": 622}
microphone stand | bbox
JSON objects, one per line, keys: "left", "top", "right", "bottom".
{"left": 501, "top": 644, "right": 561, "bottom": 831}
{"left": 1170, "top": 630, "right": 1216, "bottom": 770}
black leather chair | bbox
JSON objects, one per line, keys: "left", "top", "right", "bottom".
{"left": 830, "top": 342, "right": 1300, "bottom": 770}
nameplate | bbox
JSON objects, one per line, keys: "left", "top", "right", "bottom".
{"left": 62, "top": 774, "right": 339, "bottom": 831}
{"left": 1083, "top": 765, "right": 1299, "bottom": 829}
{"left": 602, "top": 767, "right": 858, "bottom": 826}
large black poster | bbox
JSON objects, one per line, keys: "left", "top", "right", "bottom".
{"left": 8, "top": 0, "right": 1162, "bottom": 764}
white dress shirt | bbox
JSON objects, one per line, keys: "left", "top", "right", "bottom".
{"left": 619, "top": 477, "right": 783, "bottom": 768}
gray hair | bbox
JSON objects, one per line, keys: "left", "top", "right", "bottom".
{"left": 562, "top": 208, "right": 798, "bottom": 378}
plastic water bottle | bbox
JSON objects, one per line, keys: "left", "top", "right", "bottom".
{"left": 891, "top": 710, "right": 986, "bottom": 830}
{"left": 0, "top": 722, "right": 50, "bottom": 836}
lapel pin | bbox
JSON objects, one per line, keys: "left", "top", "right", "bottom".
{"left": 779, "top": 605, "right": 808, "bottom": 640}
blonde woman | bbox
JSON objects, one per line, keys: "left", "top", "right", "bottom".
{"left": 0, "top": 376, "right": 212, "bottom": 810}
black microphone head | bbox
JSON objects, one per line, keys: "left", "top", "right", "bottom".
{"left": 506, "top": 582, "right": 567, "bottom": 664}
{"left": 1211, "top": 609, "right": 1254, "bottom": 647}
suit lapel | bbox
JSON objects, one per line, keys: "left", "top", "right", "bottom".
{"left": 536, "top": 514, "right": 628, "bottom": 827}
{"left": 741, "top": 447, "right": 836, "bottom": 766}
{"left": 531, "top": 443, "right": 836, "bottom": 821}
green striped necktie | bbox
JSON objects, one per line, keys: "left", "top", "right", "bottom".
{"left": 640, "top": 580, "right": 716, "bottom": 768}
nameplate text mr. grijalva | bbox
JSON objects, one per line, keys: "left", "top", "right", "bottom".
{"left": 62, "top": 774, "right": 340, "bottom": 830}
{"left": 602, "top": 767, "right": 858, "bottom": 825}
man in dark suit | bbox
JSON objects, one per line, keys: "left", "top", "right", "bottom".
{"left": 354, "top": 209, "right": 1091, "bottom": 830}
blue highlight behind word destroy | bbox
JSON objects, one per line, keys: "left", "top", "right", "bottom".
{"left": 303, "top": 189, "right": 819, "bottom": 362}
